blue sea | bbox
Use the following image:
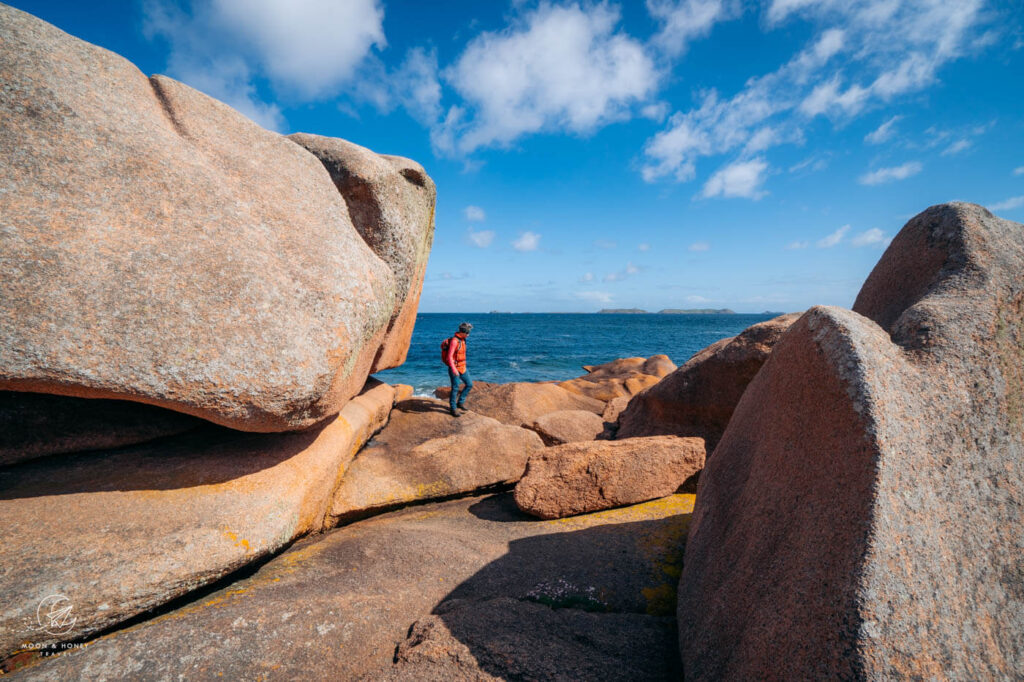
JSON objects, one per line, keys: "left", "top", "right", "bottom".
{"left": 373, "top": 313, "right": 779, "bottom": 396}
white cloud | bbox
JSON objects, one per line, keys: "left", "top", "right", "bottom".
{"left": 467, "top": 228, "right": 495, "bottom": 248}
{"left": 640, "top": 0, "right": 988, "bottom": 182}
{"left": 464, "top": 205, "right": 486, "bottom": 222}
{"left": 594, "top": 239, "right": 618, "bottom": 249}
{"left": 858, "top": 161, "right": 923, "bottom": 185}
{"left": 688, "top": 241, "right": 711, "bottom": 251}
{"left": 1014, "top": 166, "right": 1024, "bottom": 176}
{"left": 817, "top": 224, "right": 849, "bottom": 248}
{"left": 701, "top": 157, "right": 769, "bottom": 199}
{"left": 580, "top": 272, "right": 595, "bottom": 282}
{"left": 575, "top": 290, "right": 613, "bottom": 304}
{"left": 143, "top": 0, "right": 385, "bottom": 127}
{"left": 786, "top": 240, "right": 810, "bottom": 249}
{"left": 512, "top": 231, "right": 541, "bottom": 252}
{"left": 865, "top": 115, "right": 902, "bottom": 144}
{"left": 389, "top": 47, "right": 442, "bottom": 125}
{"left": 789, "top": 155, "right": 828, "bottom": 173}
{"left": 647, "top": 0, "right": 730, "bottom": 57}
{"left": 851, "top": 227, "right": 889, "bottom": 246}
{"left": 638, "top": 242, "right": 651, "bottom": 251}
{"left": 603, "top": 262, "right": 642, "bottom": 282}
{"left": 436, "top": 3, "right": 658, "bottom": 155}
{"left": 990, "top": 196, "right": 1024, "bottom": 211}
{"left": 941, "top": 139, "right": 971, "bottom": 156}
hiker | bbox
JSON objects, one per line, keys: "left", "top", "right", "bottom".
{"left": 443, "top": 322, "right": 473, "bottom": 417}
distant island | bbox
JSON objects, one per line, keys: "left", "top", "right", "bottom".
{"left": 598, "top": 308, "right": 736, "bottom": 314}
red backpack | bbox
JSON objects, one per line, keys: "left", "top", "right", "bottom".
{"left": 440, "top": 336, "right": 463, "bottom": 365}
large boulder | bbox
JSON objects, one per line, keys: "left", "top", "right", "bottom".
{"left": 19, "top": 493, "right": 697, "bottom": 679}
{"left": 289, "top": 134, "right": 435, "bottom": 371}
{"left": 528, "top": 409, "right": 606, "bottom": 446}
{"left": 327, "top": 398, "right": 543, "bottom": 524}
{"left": 616, "top": 313, "right": 800, "bottom": 450}
{"left": 515, "top": 436, "right": 705, "bottom": 519}
{"left": 0, "top": 391, "right": 200, "bottom": 467}
{"left": 0, "top": 380, "right": 397, "bottom": 658}
{"left": 679, "top": 203, "right": 1024, "bottom": 679}
{"left": 0, "top": 5, "right": 433, "bottom": 431}
{"left": 435, "top": 381, "right": 605, "bottom": 426}
{"left": 558, "top": 355, "right": 676, "bottom": 402}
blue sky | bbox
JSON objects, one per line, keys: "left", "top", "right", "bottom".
{"left": 12, "top": 0, "right": 1024, "bottom": 312}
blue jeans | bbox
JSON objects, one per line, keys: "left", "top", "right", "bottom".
{"left": 448, "top": 368, "right": 472, "bottom": 410}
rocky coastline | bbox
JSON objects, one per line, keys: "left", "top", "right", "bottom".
{"left": 1, "top": 4, "right": 1022, "bottom": 680}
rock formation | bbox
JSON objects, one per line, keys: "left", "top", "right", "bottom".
{"left": 0, "top": 4, "right": 434, "bottom": 431}
{"left": 558, "top": 355, "right": 676, "bottom": 402}
{"left": 327, "top": 398, "right": 543, "bottom": 523}
{"left": 515, "top": 436, "right": 705, "bottom": 519}
{"left": 435, "top": 381, "right": 604, "bottom": 426}
{"left": 528, "top": 409, "right": 606, "bottom": 445}
{"left": 679, "top": 203, "right": 1024, "bottom": 679}
{"left": 615, "top": 312, "right": 800, "bottom": 450}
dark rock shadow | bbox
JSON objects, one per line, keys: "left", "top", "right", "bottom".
{"left": 395, "top": 398, "right": 453, "bottom": 415}
{"left": 0, "top": 419, "right": 327, "bottom": 499}
{"left": 467, "top": 493, "right": 534, "bottom": 523}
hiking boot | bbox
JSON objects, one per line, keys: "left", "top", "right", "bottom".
{"left": 449, "top": 407, "right": 460, "bottom": 417}
{"left": 456, "top": 403, "right": 467, "bottom": 412}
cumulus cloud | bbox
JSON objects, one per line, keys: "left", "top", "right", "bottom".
{"left": 467, "top": 228, "right": 495, "bottom": 248}
{"left": 1014, "top": 166, "right": 1024, "bottom": 176}
{"left": 576, "top": 290, "right": 614, "bottom": 304}
{"left": 143, "top": 0, "right": 385, "bottom": 128}
{"left": 990, "top": 196, "right": 1024, "bottom": 211}
{"left": 858, "top": 161, "right": 922, "bottom": 185}
{"left": 464, "top": 205, "right": 486, "bottom": 222}
{"left": 603, "top": 262, "right": 641, "bottom": 282}
{"left": 817, "top": 224, "right": 849, "bottom": 248}
{"left": 641, "top": 0, "right": 988, "bottom": 182}
{"left": 701, "top": 157, "right": 769, "bottom": 199}
{"left": 434, "top": 3, "right": 658, "bottom": 155}
{"left": 580, "top": 272, "right": 595, "bottom": 282}
{"left": 647, "top": 0, "right": 730, "bottom": 57}
{"left": 851, "top": 227, "right": 889, "bottom": 246}
{"left": 688, "top": 241, "right": 711, "bottom": 251}
{"left": 865, "top": 115, "right": 902, "bottom": 144}
{"left": 512, "top": 231, "right": 541, "bottom": 252}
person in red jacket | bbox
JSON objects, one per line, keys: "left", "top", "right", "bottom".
{"left": 445, "top": 322, "right": 473, "bottom": 417}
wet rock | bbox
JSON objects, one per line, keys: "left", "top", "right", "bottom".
{"left": 680, "top": 203, "right": 1024, "bottom": 679}
{"left": 529, "top": 409, "right": 606, "bottom": 446}
{"left": 616, "top": 313, "right": 800, "bottom": 450}
{"left": 20, "top": 493, "right": 696, "bottom": 679}
{"left": 0, "top": 380, "right": 397, "bottom": 657}
{"left": 435, "top": 381, "right": 605, "bottom": 426}
{"left": 515, "top": 436, "right": 705, "bottom": 519}
{"left": 0, "top": 5, "right": 432, "bottom": 431}
{"left": 327, "top": 398, "right": 543, "bottom": 524}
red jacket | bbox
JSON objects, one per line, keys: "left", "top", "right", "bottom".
{"left": 446, "top": 332, "right": 468, "bottom": 373}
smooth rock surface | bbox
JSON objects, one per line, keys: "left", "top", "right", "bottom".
{"left": 383, "top": 597, "right": 679, "bottom": 681}
{"left": 289, "top": 134, "right": 435, "bottom": 372}
{"left": 0, "top": 391, "right": 199, "bottom": 467}
{"left": 529, "top": 409, "right": 606, "bottom": 446}
{"left": 559, "top": 355, "right": 675, "bottom": 402}
{"left": 18, "top": 493, "right": 697, "bottom": 680}
{"left": 680, "top": 203, "right": 1024, "bottom": 679}
{"left": 0, "top": 5, "right": 432, "bottom": 431}
{"left": 327, "top": 398, "right": 543, "bottom": 524}
{"left": 616, "top": 313, "right": 800, "bottom": 450}
{"left": 0, "top": 380, "right": 397, "bottom": 658}
{"left": 515, "top": 436, "right": 705, "bottom": 519}
{"left": 435, "top": 381, "right": 605, "bottom": 426}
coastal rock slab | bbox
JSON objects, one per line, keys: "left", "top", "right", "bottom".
{"left": 680, "top": 203, "right": 1024, "bottom": 679}
{"left": 0, "top": 391, "right": 199, "bottom": 467}
{"left": 515, "top": 436, "right": 705, "bottom": 519}
{"left": 0, "top": 5, "right": 435, "bottom": 431}
{"left": 327, "top": 398, "right": 543, "bottom": 524}
{"left": 559, "top": 355, "right": 675, "bottom": 402}
{"left": 529, "top": 409, "right": 606, "bottom": 446}
{"left": 289, "top": 134, "right": 436, "bottom": 371}
{"left": 0, "top": 380, "right": 396, "bottom": 658}
{"left": 384, "top": 597, "right": 679, "bottom": 681}
{"left": 20, "top": 493, "right": 697, "bottom": 680}
{"left": 435, "top": 381, "right": 605, "bottom": 426}
{"left": 616, "top": 313, "right": 799, "bottom": 450}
